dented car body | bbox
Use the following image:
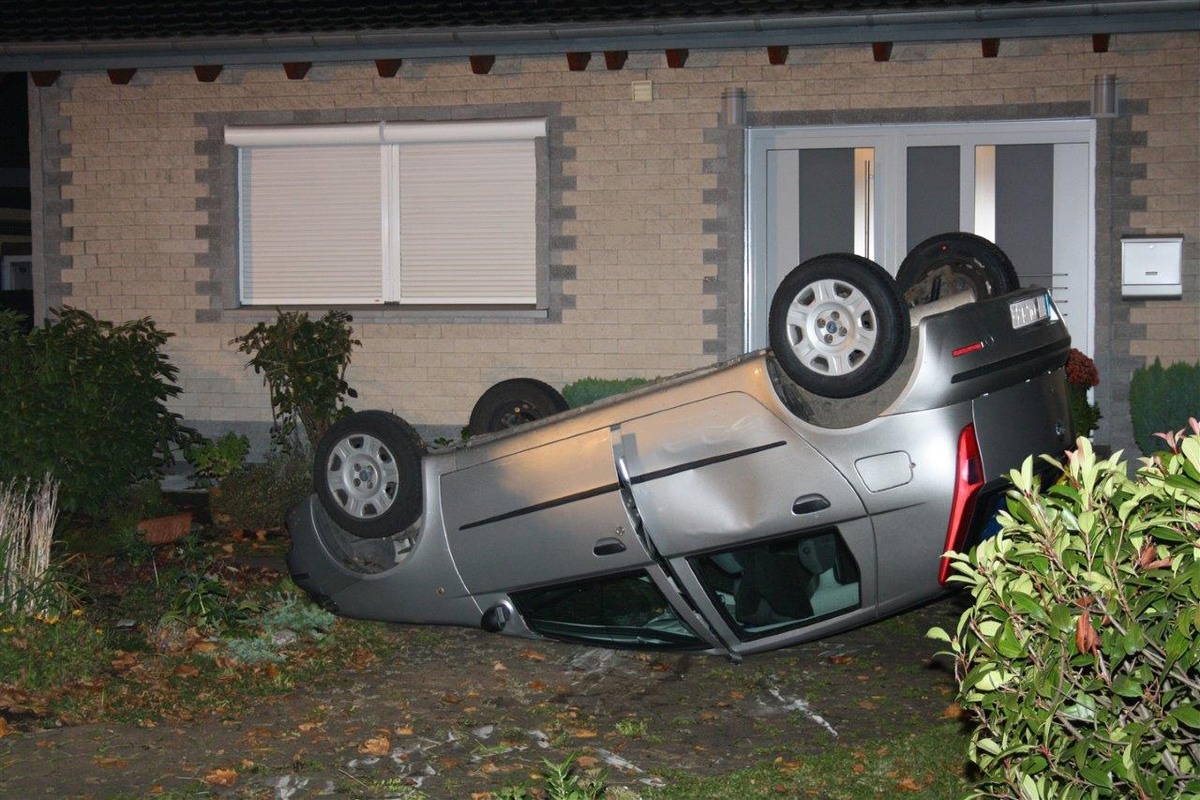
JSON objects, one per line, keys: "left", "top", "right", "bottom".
{"left": 289, "top": 281, "right": 1072, "bottom": 658}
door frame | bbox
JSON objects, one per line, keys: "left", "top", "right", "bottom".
{"left": 746, "top": 119, "right": 1097, "bottom": 353}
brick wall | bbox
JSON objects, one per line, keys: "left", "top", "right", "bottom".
{"left": 28, "top": 31, "right": 1198, "bottom": 451}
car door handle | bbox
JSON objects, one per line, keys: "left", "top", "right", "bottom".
{"left": 792, "top": 494, "right": 830, "bottom": 515}
{"left": 593, "top": 537, "right": 627, "bottom": 556}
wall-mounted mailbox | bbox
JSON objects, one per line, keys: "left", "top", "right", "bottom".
{"left": 1121, "top": 236, "right": 1183, "bottom": 298}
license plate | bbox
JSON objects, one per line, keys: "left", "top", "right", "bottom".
{"left": 1009, "top": 294, "right": 1049, "bottom": 329}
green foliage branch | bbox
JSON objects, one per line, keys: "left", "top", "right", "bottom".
{"left": 231, "top": 309, "right": 360, "bottom": 446}
{"left": 0, "top": 307, "right": 197, "bottom": 515}
{"left": 932, "top": 426, "right": 1200, "bottom": 799}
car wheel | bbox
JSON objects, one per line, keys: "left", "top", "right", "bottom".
{"left": 768, "top": 254, "right": 909, "bottom": 398}
{"left": 896, "top": 232, "right": 1020, "bottom": 306}
{"left": 466, "top": 378, "right": 569, "bottom": 436}
{"left": 314, "top": 411, "right": 424, "bottom": 538}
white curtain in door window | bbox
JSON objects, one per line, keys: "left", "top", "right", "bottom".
{"left": 238, "top": 145, "right": 384, "bottom": 305}
{"left": 398, "top": 140, "right": 537, "bottom": 304}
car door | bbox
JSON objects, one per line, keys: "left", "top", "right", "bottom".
{"left": 440, "top": 426, "right": 653, "bottom": 595}
{"left": 613, "top": 391, "right": 880, "bottom": 654}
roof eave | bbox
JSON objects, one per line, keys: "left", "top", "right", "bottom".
{"left": 1, "top": 2, "right": 1196, "bottom": 73}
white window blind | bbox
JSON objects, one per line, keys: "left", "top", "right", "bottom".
{"left": 399, "top": 141, "right": 537, "bottom": 304}
{"left": 239, "top": 145, "right": 384, "bottom": 305}
{"left": 228, "top": 119, "right": 545, "bottom": 307}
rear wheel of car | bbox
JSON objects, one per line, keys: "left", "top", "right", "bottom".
{"left": 769, "top": 254, "right": 909, "bottom": 398}
{"left": 314, "top": 410, "right": 424, "bottom": 539}
{"left": 896, "top": 232, "right": 1020, "bottom": 307}
{"left": 466, "top": 378, "right": 570, "bottom": 437}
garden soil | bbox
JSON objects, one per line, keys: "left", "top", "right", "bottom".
{"left": 0, "top": 587, "right": 968, "bottom": 799}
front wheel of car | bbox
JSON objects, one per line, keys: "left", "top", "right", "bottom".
{"left": 314, "top": 411, "right": 425, "bottom": 539}
{"left": 768, "top": 254, "right": 909, "bottom": 398}
{"left": 466, "top": 378, "right": 569, "bottom": 437}
{"left": 897, "top": 231, "right": 1020, "bottom": 307}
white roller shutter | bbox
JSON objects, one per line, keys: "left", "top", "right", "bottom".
{"left": 239, "top": 145, "right": 385, "bottom": 305}
{"left": 398, "top": 140, "right": 537, "bottom": 304}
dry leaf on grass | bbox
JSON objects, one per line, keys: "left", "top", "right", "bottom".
{"left": 359, "top": 735, "right": 391, "bottom": 757}
{"left": 202, "top": 768, "right": 238, "bottom": 787}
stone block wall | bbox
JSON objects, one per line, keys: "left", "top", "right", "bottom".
{"left": 27, "top": 31, "right": 1198, "bottom": 452}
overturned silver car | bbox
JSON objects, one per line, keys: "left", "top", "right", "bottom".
{"left": 289, "top": 233, "right": 1072, "bottom": 658}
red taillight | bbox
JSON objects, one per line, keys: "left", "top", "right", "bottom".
{"left": 939, "top": 423, "right": 984, "bottom": 585}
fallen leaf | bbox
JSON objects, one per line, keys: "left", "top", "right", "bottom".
{"left": 520, "top": 649, "right": 547, "bottom": 662}
{"left": 359, "top": 735, "right": 391, "bottom": 757}
{"left": 573, "top": 729, "right": 598, "bottom": 739}
{"left": 192, "top": 641, "right": 218, "bottom": 654}
{"left": 856, "top": 700, "right": 877, "bottom": 710}
{"left": 203, "top": 768, "right": 238, "bottom": 787}
{"left": 492, "top": 661, "right": 507, "bottom": 671}
{"left": 96, "top": 756, "right": 129, "bottom": 768}
{"left": 851, "top": 763, "right": 865, "bottom": 774}
{"left": 528, "top": 680, "right": 548, "bottom": 691}
{"left": 896, "top": 777, "right": 923, "bottom": 791}
{"left": 173, "top": 664, "right": 200, "bottom": 678}
{"left": 650, "top": 662, "right": 670, "bottom": 672}
{"left": 829, "top": 654, "right": 853, "bottom": 666}
{"left": 0, "top": 718, "right": 9, "bottom": 738}
{"left": 442, "top": 693, "right": 462, "bottom": 705}
{"left": 576, "top": 756, "right": 599, "bottom": 769}
{"left": 395, "top": 726, "right": 414, "bottom": 736}
{"left": 941, "top": 702, "right": 964, "bottom": 719}
{"left": 729, "top": 691, "right": 746, "bottom": 700}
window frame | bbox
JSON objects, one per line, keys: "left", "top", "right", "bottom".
{"left": 227, "top": 118, "right": 549, "bottom": 309}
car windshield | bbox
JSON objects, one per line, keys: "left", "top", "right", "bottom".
{"left": 690, "top": 529, "right": 861, "bottom": 640}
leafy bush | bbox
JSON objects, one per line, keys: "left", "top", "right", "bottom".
{"left": 1065, "top": 348, "right": 1101, "bottom": 437}
{"left": 0, "top": 308, "right": 198, "bottom": 515}
{"left": 231, "top": 310, "right": 360, "bottom": 446}
{"left": 1130, "top": 358, "right": 1200, "bottom": 455}
{"left": 209, "top": 447, "right": 310, "bottom": 533}
{"left": 184, "top": 431, "right": 250, "bottom": 488}
{"left": 931, "top": 426, "right": 1200, "bottom": 799}
{"left": 562, "top": 377, "right": 655, "bottom": 408}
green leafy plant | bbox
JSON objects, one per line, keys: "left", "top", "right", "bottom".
{"left": 209, "top": 447, "right": 310, "bottom": 533}
{"left": 231, "top": 310, "right": 360, "bottom": 446}
{"left": 562, "top": 377, "right": 655, "bottom": 408}
{"left": 184, "top": 431, "right": 250, "bottom": 488}
{"left": 0, "top": 307, "right": 198, "bottom": 515}
{"left": 496, "top": 754, "right": 607, "bottom": 800}
{"left": 1064, "top": 347, "right": 1101, "bottom": 437}
{"left": 1130, "top": 357, "right": 1200, "bottom": 455}
{"left": 931, "top": 424, "right": 1200, "bottom": 799}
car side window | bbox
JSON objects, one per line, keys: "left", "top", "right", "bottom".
{"left": 690, "top": 529, "right": 861, "bottom": 639}
{"left": 511, "top": 571, "right": 705, "bottom": 650}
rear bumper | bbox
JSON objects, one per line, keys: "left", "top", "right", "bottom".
{"left": 964, "top": 366, "right": 1072, "bottom": 549}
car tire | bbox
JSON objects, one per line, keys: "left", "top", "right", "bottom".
{"left": 896, "top": 232, "right": 1020, "bottom": 307}
{"left": 768, "top": 254, "right": 909, "bottom": 398}
{"left": 466, "top": 378, "right": 569, "bottom": 437}
{"left": 314, "top": 410, "right": 424, "bottom": 539}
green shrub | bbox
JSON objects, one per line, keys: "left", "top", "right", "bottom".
{"left": 184, "top": 431, "right": 250, "bottom": 488}
{"left": 210, "top": 448, "right": 310, "bottom": 533}
{"left": 231, "top": 310, "right": 360, "bottom": 446}
{"left": 1130, "top": 358, "right": 1200, "bottom": 455}
{"left": 0, "top": 307, "right": 198, "bottom": 515}
{"left": 931, "top": 427, "right": 1200, "bottom": 799}
{"left": 562, "top": 376, "right": 655, "bottom": 408}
